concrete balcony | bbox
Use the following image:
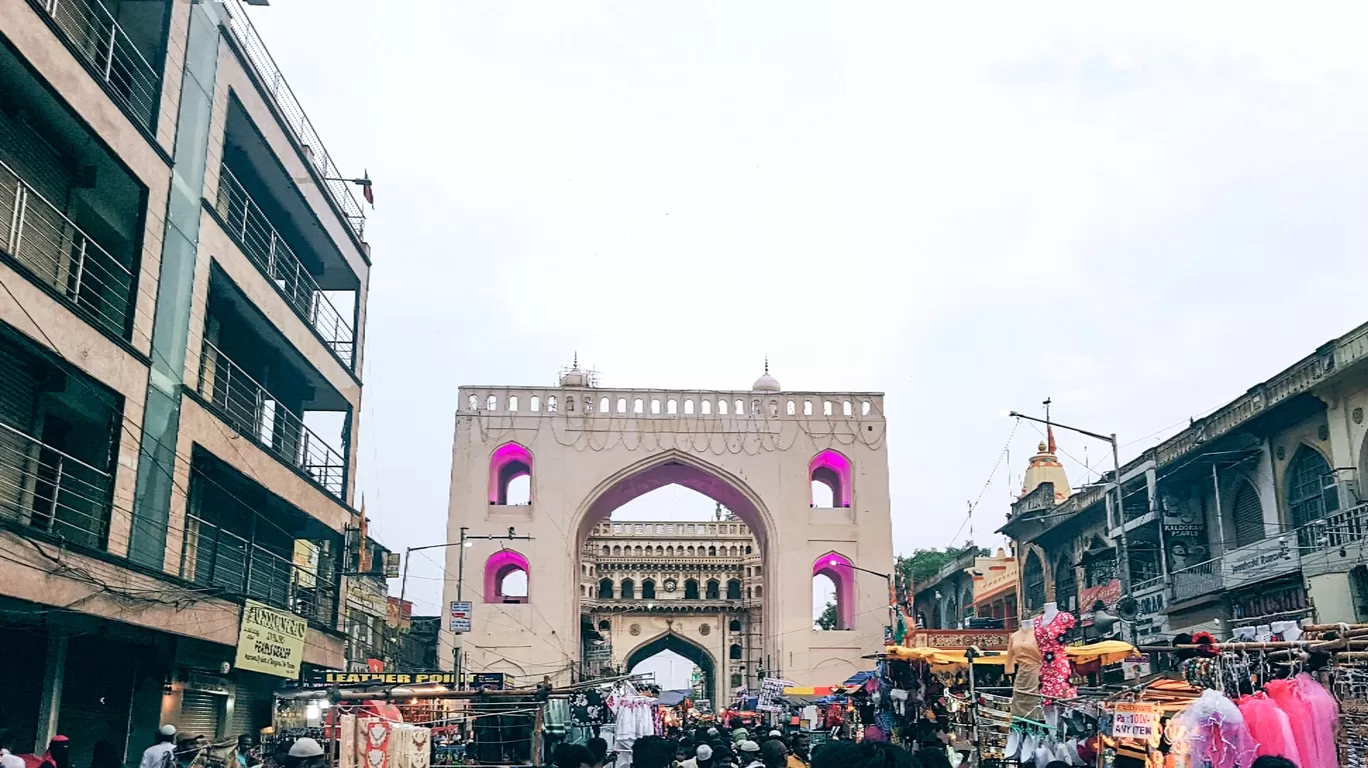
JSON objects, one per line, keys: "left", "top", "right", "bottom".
{"left": 0, "top": 159, "right": 135, "bottom": 340}
{"left": 31, "top": 0, "right": 163, "bottom": 130}
{"left": 0, "top": 420, "right": 113, "bottom": 551}
{"left": 196, "top": 339, "right": 347, "bottom": 500}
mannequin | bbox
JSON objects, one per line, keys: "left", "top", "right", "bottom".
{"left": 1007, "top": 620, "right": 1042, "bottom": 718}
{"left": 1039, "top": 601, "right": 1059, "bottom": 625}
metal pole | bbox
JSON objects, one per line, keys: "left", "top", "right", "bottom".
{"left": 1111, "top": 435, "right": 1134, "bottom": 643}
{"left": 455, "top": 526, "right": 467, "bottom": 689}
{"left": 398, "top": 545, "right": 412, "bottom": 608}
{"left": 1212, "top": 463, "right": 1227, "bottom": 556}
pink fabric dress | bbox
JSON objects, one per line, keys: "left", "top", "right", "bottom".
{"left": 1033, "top": 611, "right": 1077, "bottom": 700}
{"left": 1236, "top": 692, "right": 1302, "bottom": 765}
{"left": 1165, "top": 689, "right": 1258, "bottom": 768}
{"left": 1292, "top": 673, "right": 1340, "bottom": 768}
{"left": 1266, "top": 677, "right": 1324, "bottom": 768}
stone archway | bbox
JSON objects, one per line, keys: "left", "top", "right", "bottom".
{"left": 625, "top": 631, "right": 717, "bottom": 701}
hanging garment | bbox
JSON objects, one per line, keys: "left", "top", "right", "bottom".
{"left": 1008, "top": 624, "right": 1044, "bottom": 717}
{"left": 1267, "top": 676, "right": 1322, "bottom": 768}
{"left": 339, "top": 714, "right": 358, "bottom": 768}
{"left": 1292, "top": 673, "right": 1341, "bottom": 768}
{"left": 387, "top": 725, "right": 431, "bottom": 768}
{"left": 1165, "top": 689, "right": 1258, "bottom": 768}
{"left": 1236, "top": 692, "right": 1302, "bottom": 765}
{"left": 1033, "top": 612, "right": 1077, "bottom": 700}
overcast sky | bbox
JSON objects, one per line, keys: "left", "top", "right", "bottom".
{"left": 248, "top": 3, "right": 1368, "bottom": 638}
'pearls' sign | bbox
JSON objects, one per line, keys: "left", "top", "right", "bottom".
{"left": 234, "top": 599, "right": 309, "bottom": 679}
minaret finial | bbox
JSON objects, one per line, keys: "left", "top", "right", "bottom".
{"left": 764, "top": 354, "right": 769, "bottom": 374}
{"left": 573, "top": 350, "right": 578, "bottom": 368}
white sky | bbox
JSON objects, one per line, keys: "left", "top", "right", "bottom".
{"left": 244, "top": 3, "right": 1368, "bottom": 633}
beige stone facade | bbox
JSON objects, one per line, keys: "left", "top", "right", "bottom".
{"left": 581, "top": 516, "right": 763, "bottom": 703}
{"left": 444, "top": 370, "right": 895, "bottom": 705}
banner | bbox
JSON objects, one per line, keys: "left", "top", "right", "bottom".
{"left": 235, "top": 600, "right": 308, "bottom": 679}
{"left": 308, "top": 669, "right": 459, "bottom": 686}
{"left": 1079, "top": 579, "right": 1121, "bottom": 626}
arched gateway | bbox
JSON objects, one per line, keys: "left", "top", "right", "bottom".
{"left": 443, "top": 365, "right": 893, "bottom": 706}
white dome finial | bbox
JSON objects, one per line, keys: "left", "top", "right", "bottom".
{"left": 752, "top": 357, "right": 781, "bottom": 392}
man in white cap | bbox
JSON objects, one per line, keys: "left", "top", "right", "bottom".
{"left": 138, "top": 726, "right": 176, "bottom": 768}
{"left": 738, "top": 740, "right": 763, "bottom": 768}
{"left": 681, "top": 744, "right": 714, "bottom": 768}
{"left": 286, "top": 738, "right": 327, "bottom": 768}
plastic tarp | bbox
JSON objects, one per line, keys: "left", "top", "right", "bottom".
{"left": 658, "top": 690, "right": 691, "bottom": 706}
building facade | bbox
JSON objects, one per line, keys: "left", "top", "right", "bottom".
{"left": 0, "top": 0, "right": 371, "bottom": 761}
{"left": 1000, "top": 320, "right": 1368, "bottom": 645}
{"left": 580, "top": 514, "right": 763, "bottom": 703}
{"left": 443, "top": 366, "right": 895, "bottom": 705}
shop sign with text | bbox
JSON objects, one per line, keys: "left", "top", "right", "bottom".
{"left": 308, "top": 670, "right": 458, "bottom": 686}
{"left": 234, "top": 600, "right": 308, "bottom": 679}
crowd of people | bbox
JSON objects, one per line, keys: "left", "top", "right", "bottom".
{"left": 552, "top": 723, "right": 924, "bottom": 768}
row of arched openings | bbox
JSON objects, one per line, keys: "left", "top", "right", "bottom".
{"left": 470, "top": 393, "right": 876, "bottom": 419}
{"left": 595, "top": 578, "right": 746, "bottom": 600}
{"left": 486, "top": 441, "right": 858, "bottom": 509}
{"left": 603, "top": 544, "right": 747, "bottom": 557}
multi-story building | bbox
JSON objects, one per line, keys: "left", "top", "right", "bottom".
{"left": 999, "top": 320, "right": 1368, "bottom": 645}
{"left": 0, "top": 0, "right": 370, "bottom": 759}
{"left": 579, "top": 512, "right": 763, "bottom": 702}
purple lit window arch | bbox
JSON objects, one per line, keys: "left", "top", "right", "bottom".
{"left": 814, "top": 552, "right": 855, "bottom": 629}
{"left": 489, "top": 442, "right": 533, "bottom": 505}
{"left": 484, "top": 549, "right": 529, "bottom": 603}
{"left": 809, "top": 450, "right": 852, "bottom": 508}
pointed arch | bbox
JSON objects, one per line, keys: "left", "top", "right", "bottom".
{"left": 625, "top": 630, "right": 717, "bottom": 703}
{"left": 809, "top": 450, "right": 853, "bottom": 508}
{"left": 489, "top": 442, "right": 533, "bottom": 505}
{"left": 1286, "top": 444, "right": 1336, "bottom": 530}
{"left": 813, "top": 552, "right": 855, "bottom": 629}
{"left": 1231, "top": 479, "right": 1265, "bottom": 548}
{"left": 483, "top": 549, "right": 530, "bottom": 603}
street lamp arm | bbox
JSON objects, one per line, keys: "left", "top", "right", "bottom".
{"left": 1008, "top": 411, "right": 1115, "bottom": 445}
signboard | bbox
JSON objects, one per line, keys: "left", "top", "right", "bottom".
{"left": 386, "top": 596, "right": 413, "bottom": 630}
{"left": 346, "top": 577, "right": 389, "bottom": 618}
{"left": 907, "top": 630, "right": 1009, "bottom": 651}
{"left": 1078, "top": 579, "right": 1121, "bottom": 626}
{"left": 1111, "top": 702, "right": 1159, "bottom": 742}
{"left": 1223, "top": 537, "right": 1299, "bottom": 590}
{"left": 234, "top": 600, "right": 308, "bottom": 679}
{"left": 293, "top": 541, "right": 319, "bottom": 589}
{"left": 470, "top": 672, "right": 506, "bottom": 690}
{"left": 1163, "top": 503, "right": 1209, "bottom": 572}
{"left": 1122, "top": 654, "right": 1152, "bottom": 680}
{"left": 307, "top": 669, "right": 458, "bottom": 686}
{"left": 450, "top": 601, "right": 473, "bottom": 634}
{"left": 383, "top": 552, "right": 402, "bottom": 578}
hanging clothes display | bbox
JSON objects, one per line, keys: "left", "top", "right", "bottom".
{"left": 1236, "top": 692, "right": 1302, "bottom": 765}
{"left": 1164, "top": 689, "right": 1258, "bottom": 768}
{"left": 1266, "top": 675, "right": 1327, "bottom": 768}
{"left": 1034, "top": 611, "right": 1077, "bottom": 701}
{"left": 611, "top": 682, "right": 657, "bottom": 768}
{"left": 1008, "top": 623, "right": 1043, "bottom": 717}
{"left": 1292, "top": 673, "right": 1341, "bottom": 768}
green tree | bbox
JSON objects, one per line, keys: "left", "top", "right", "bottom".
{"left": 814, "top": 601, "right": 839, "bottom": 630}
{"left": 896, "top": 541, "right": 989, "bottom": 590}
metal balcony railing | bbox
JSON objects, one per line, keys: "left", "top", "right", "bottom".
{"left": 181, "top": 513, "right": 337, "bottom": 626}
{"left": 1170, "top": 559, "right": 1222, "bottom": 604}
{"left": 0, "top": 420, "right": 113, "bottom": 550}
{"left": 33, "top": 0, "right": 160, "bottom": 129}
{"left": 215, "top": 167, "right": 356, "bottom": 369}
{"left": 0, "top": 160, "right": 135, "bottom": 339}
{"left": 222, "top": 0, "right": 368, "bottom": 240}
{"left": 197, "top": 340, "right": 347, "bottom": 499}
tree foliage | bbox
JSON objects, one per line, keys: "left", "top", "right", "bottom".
{"left": 814, "top": 601, "right": 839, "bottom": 630}
{"left": 897, "top": 541, "right": 990, "bottom": 589}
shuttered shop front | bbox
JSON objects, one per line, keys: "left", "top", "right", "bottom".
{"left": 228, "top": 672, "right": 277, "bottom": 738}
{"left": 179, "top": 690, "right": 224, "bottom": 740}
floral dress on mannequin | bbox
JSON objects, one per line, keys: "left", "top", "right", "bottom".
{"left": 1033, "top": 611, "right": 1077, "bottom": 700}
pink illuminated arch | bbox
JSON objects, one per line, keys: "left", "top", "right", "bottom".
{"left": 809, "top": 450, "right": 852, "bottom": 507}
{"left": 814, "top": 552, "right": 855, "bottom": 630}
{"left": 484, "top": 549, "right": 530, "bottom": 603}
{"left": 489, "top": 442, "right": 533, "bottom": 505}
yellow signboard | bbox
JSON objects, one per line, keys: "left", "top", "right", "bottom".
{"left": 234, "top": 600, "right": 308, "bottom": 679}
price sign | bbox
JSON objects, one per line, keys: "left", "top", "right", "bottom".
{"left": 1112, "top": 702, "right": 1159, "bottom": 743}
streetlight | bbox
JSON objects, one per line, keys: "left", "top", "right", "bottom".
{"left": 1007, "top": 404, "right": 1133, "bottom": 642}
{"left": 396, "top": 526, "right": 533, "bottom": 684}
{"left": 829, "top": 558, "right": 895, "bottom": 635}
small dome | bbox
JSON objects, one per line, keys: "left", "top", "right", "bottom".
{"left": 752, "top": 372, "right": 781, "bottom": 392}
{"left": 752, "top": 358, "right": 780, "bottom": 391}
{"left": 560, "top": 367, "right": 587, "bottom": 387}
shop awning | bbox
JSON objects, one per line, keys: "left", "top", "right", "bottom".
{"left": 884, "top": 641, "right": 1136, "bottom": 668}
{"left": 782, "top": 686, "right": 833, "bottom": 697}
{"left": 1064, "top": 640, "right": 1137, "bottom": 666}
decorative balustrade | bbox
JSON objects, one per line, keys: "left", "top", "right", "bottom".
{"left": 458, "top": 386, "right": 885, "bottom": 422}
